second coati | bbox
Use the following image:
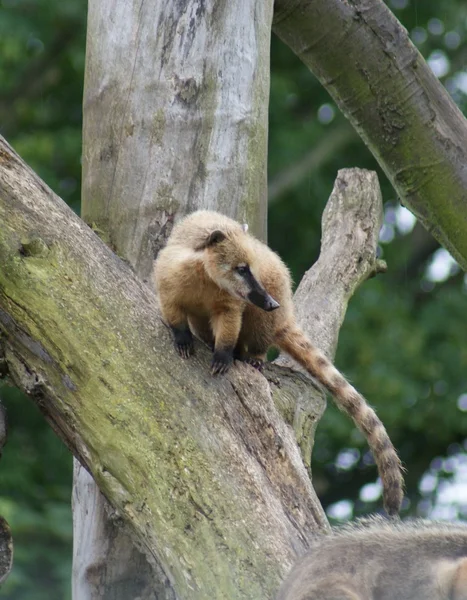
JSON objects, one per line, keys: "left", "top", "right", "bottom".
{"left": 276, "top": 516, "right": 467, "bottom": 600}
{"left": 153, "top": 210, "right": 403, "bottom": 516}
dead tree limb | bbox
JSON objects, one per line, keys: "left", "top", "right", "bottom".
{"left": 273, "top": 0, "right": 467, "bottom": 271}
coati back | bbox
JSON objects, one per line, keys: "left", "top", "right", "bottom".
{"left": 276, "top": 516, "right": 467, "bottom": 600}
{"left": 153, "top": 210, "right": 403, "bottom": 516}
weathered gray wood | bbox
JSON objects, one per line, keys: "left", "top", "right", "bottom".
{"left": 280, "top": 169, "right": 385, "bottom": 363}
{"left": 273, "top": 0, "right": 467, "bottom": 272}
{"left": 72, "top": 462, "right": 161, "bottom": 600}
{"left": 72, "top": 462, "right": 170, "bottom": 600}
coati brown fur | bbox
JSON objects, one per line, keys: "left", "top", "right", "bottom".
{"left": 276, "top": 515, "right": 467, "bottom": 600}
{"left": 153, "top": 210, "right": 403, "bottom": 516}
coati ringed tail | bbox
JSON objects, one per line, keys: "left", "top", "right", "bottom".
{"left": 153, "top": 210, "right": 404, "bottom": 516}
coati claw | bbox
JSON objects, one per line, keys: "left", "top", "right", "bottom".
{"left": 176, "top": 342, "right": 194, "bottom": 359}
{"left": 172, "top": 328, "right": 194, "bottom": 359}
{"left": 211, "top": 362, "right": 229, "bottom": 375}
{"left": 243, "top": 357, "right": 264, "bottom": 371}
{"left": 211, "top": 349, "right": 233, "bottom": 375}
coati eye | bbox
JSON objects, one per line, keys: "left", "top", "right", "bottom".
{"left": 236, "top": 265, "right": 249, "bottom": 275}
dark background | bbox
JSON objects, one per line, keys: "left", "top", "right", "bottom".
{"left": 1, "top": 0, "right": 467, "bottom": 597}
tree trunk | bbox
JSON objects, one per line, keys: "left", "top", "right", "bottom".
{"left": 75, "top": 0, "right": 274, "bottom": 596}
{"left": 273, "top": 0, "right": 467, "bottom": 272}
{"left": 0, "top": 128, "right": 384, "bottom": 596}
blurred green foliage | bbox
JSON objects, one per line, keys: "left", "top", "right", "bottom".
{"left": 1, "top": 0, "right": 467, "bottom": 597}
{"left": 0, "top": 388, "right": 72, "bottom": 599}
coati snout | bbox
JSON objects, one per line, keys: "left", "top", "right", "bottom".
{"left": 248, "top": 289, "right": 280, "bottom": 311}
{"left": 194, "top": 227, "right": 281, "bottom": 312}
{"left": 235, "top": 264, "right": 280, "bottom": 311}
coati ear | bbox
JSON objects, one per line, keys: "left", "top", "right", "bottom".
{"left": 196, "top": 229, "right": 226, "bottom": 250}
{"left": 207, "top": 230, "right": 226, "bottom": 245}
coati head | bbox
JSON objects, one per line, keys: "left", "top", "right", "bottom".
{"left": 196, "top": 229, "right": 280, "bottom": 311}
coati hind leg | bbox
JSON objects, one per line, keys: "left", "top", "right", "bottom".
{"left": 234, "top": 309, "right": 268, "bottom": 370}
{"left": 210, "top": 308, "right": 242, "bottom": 375}
{"left": 238, "top": 307, "right": 274, "bottom": 371}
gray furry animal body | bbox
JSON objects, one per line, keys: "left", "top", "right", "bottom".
{"left": 276, "top": 516, "right": 467, "bottom": 600}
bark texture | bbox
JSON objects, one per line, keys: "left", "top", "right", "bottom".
{"left": 273, "top": 0, "right": 467, "bottom": 271}
{"left": 0, "top": 132, "right": 384, "bottom": 597}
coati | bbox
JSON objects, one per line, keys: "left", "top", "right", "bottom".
{"left": 153, "top": 210, "right": 403, "bottom": 516}
{"left": 276, "top": 515, "right": 467, "bottom": 600}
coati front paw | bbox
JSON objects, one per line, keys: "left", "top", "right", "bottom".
{"left": 172, "top": 327, "right": 194, "bottom": 359}
{"left": 211, "top": 348, "right": 233, "bottom": 375}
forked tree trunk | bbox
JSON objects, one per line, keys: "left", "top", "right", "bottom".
{"left": 73, "top": 2, "right": 388, "bottom": 596}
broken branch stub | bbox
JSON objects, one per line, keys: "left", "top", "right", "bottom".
{"left": 273, "top": 168, "right": 384, "bottom": 466}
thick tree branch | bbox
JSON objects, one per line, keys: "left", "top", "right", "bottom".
{"left": 0, "top": 131, "right": 384, "bottom": 596}
{"left": 0, "top": 136, "right": 325, "bottom": 598}
{"left": 273, "top": 0, "right": 467, "bottom": 271}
